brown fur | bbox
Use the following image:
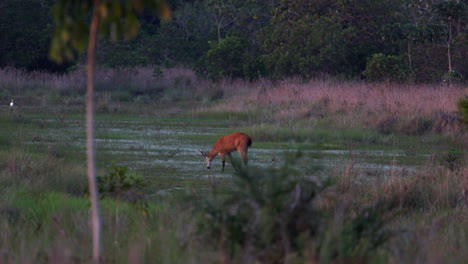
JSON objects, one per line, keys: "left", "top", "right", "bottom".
{"left": 203, "top": 132, "right": 252, "bottom": 171}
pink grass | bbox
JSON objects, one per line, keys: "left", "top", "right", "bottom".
{"left": 1, "top": 67, "right": 466, "bottom": 122}
{"left": 222, "top": 79, "right": 467, "bottom": 116}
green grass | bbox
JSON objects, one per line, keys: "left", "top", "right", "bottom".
{"left": 0, "top": 98, "right": 466, "bottom": 263}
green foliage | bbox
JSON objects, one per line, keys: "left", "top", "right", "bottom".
{"left": 97, "top": 164, "right": 146, "bottom": 201}
{"left": 458, "top": 96, "right": 468, "bottom": 125}
{"left": 155, "top": 0, "right": 213, "bottom": 66}
{"left": 260, "top": 10, "right": 348, "bottom": 78}
{"left": 437, "top": 149, "right": 465, "bottom": 172}
{"left": 432, "top": 1, "right": 467, "bottom": 24}
{"left": 258, "top": 0, "right": 403, "bottom": 78}
{"left": 50, "top": 0, "right": 170, "bottom": 63}
{"left": 197, "top": 152, "right": 322, "bottom": 262}
{"left": 95, "top": 36, "right": 154, "bottom": 67}
{"left": 380, "top": 23, "right": 424, "bottom": 43}
{"left": 197, "top": 153, "right": 398, "bottom": 262}
{"left": 318, "top": 200, "right": 398, "bottom": 263}
{"left": 364, "top": 53, "right": 408, "bottom": 82}
{"left": 205, "top": 36, "right": 244, "bottom": 80}
{"left": 0, "top": 0, "right": 467, "bottom": 80}
{"left": 95, "top": 0, "right": 213, "bottom": 68}
{"left": 0, "top": 0, "right": 70, "bottom": 72}
{"left": 200, "top": 36, "right": 264, "bottom": 80}
{"left": 443, "top": 70, "right": 463, "bottom": 83}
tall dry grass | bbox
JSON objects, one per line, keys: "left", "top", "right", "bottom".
{"left": 216, "top": 79, "right": 466, "bottom": 119}
{"left": 0, "top": 68, "right": 85, "bottom": 97}
{"left": 2, "top": 67, "right": 467, "bottom": 135}
{"left": 2, "top": 67, "right": 465, "bottom": 114}
{"left": 201, "top": 78, "right": 467, "bottom": 140}
{"left": 315, "top": 152, "right": 468, "bottom": 263}
{"left": 0, "top": 66, "right": 210, "bottom": 93}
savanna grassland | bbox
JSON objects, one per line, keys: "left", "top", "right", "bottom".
{"left": 0, "top": 67, "right": 467, "bottom": 263}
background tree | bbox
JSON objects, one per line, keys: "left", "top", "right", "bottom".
{"left": 258, "top": 0, "right": 348, "bottom": 78}
{"left": 333, "top": 0, "right": 404, "bottom": 75}
{"left": 0, "top": 0, "right": 70, "bottom": 72}
{"left": 199, "top": 35, "right": 265, "bottom": 80}
{"left": 156, "top": 0, "right": 213, "bottom": 66}
{"left": 206, "top": 0, "right": 241, "bottom": 43}
{"left": 0, "top": 0, "right": 466, "bottom": 82}
{"left": 380, "top": 23, "right": 424, "bottom": 81}
{"left": 363, "top": 53, "right": 409, "bottom": 82}
{"left": 431, "top": 1, "right": 467, "bottom": 76}
{"left": 49, "top": 0, "right": 169, "bottom": 262}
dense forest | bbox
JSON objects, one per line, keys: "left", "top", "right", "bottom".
{"left": 1, "top": 0, "right": 467, "bottom": 82}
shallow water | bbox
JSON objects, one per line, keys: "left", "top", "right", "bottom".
{"left": 25, "top": 117, "right": 423, "bottom": 183}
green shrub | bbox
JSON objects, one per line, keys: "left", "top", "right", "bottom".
{"left": 364, "top": 53, "right": 408, "bottom": 82}
{"left": 242, "top": 52, "right": 266, "bottom": 80}
{"left": 376, "top": 117, "right": 399, "bottom": 135}
{"left": 443, "top": 70, "right": 463, "bottom": 83}
{"left": 400, "top": 117, "right": 433, "bottom": 136}
{"left": 197, "top": 152, "right": 321, "bottom": 262}
{"left": 457, "top": 96, "right": 468, "bottom": 125}
{"left": 203, "top": 36, "right": 245, "bottom": 80}
{"left": 436, "top": 149, "right": 464, "bottom": 172}
{"left": 97, "top": 164, "right": 146, "bottom": 203}
{"left": 318, "top": 200, "right": 398, "bottom": 263}
{"left": 199, "top": 36, "right": 264, "bottom": 81}
{"left": 197, "top": 153, "right": 398, "bottom": 263}
{"left": 110, "top": 90, "right": 132, "bottom": 102}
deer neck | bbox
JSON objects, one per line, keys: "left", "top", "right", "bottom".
{"left": 207, "top": 149, "right": 219, "bottom": 160}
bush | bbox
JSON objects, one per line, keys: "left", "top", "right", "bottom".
{"left": 97, "top": 164, "right": 146, "bottom": 203}
{"left": 458, "top": 96, "right": 468, "bottom": 125}
{"left": 400, "top": 117, "right": 433, "bottom": 136}
{"left": 436, "top": 150, "right": 465, "bottom": 172}
{"left": 202, "top": 36, "right": 245, "bottom": 80}
{"left": 199, "top": 36, "right": 264, "bottom": 81}
{"left": 443, "top": 70, "right": 463, "bottom": 83}
{"left": 318, "top": 200, "right": 397, "bottom": 263}
{"left": 197, "top": 153, "right": 398, "bottom": 263}
{"left": 197, "top": 153, "right": 322, "bottom": 262}
{"left": 364, "top": 53, "right": 408, "bottom": 82}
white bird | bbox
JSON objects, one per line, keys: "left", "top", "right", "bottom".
{"left": 10, "top": 99, "right": 14, "bottom": 107}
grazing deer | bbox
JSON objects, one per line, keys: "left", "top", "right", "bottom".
{"left": 200, "top": 132, "right": 252, "bottom": 171}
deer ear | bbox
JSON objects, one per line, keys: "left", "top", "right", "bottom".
{"left": 199, "top": 150, "right": 207, "bottom": 157}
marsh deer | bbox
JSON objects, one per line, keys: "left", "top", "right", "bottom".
{"left": 200, "top": 132, "right": 252, "bottom": 171}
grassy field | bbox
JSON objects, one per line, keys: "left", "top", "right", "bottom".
{"left": 0, "top": 67, "right": 467, "bottom": 263}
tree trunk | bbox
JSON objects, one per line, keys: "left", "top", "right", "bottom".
{"left": 407, "top": 41, "right": 413, "bottom": 81}
{"left": 447, "top": 23, "right": 452, "bottom": 72}
{"left": 217, "top": 20, "right": 222, "bottom": 43}
{"left": 87, "top": 0, "right": 102, "bottom": 262}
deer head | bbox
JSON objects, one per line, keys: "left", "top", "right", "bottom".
{"left": 199, "top": 150, "right": 211, "bottom": 169}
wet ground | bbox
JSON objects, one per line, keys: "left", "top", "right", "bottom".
{"left": 22, "top": 117, "right": 421, "bottom": 186}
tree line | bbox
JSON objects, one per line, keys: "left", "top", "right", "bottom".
{"left": 1, "top": 0, "right": 467, "bottom": 82}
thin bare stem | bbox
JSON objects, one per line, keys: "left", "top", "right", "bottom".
{"left": 87, "top": 0, "right": 102, "bottom": 262}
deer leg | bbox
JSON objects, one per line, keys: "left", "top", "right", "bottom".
{"left": 239, "top": 148, "right": 248, "bottom": 165}
{"left": 221, "top": 153, "right": 226, "bottom": 172}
